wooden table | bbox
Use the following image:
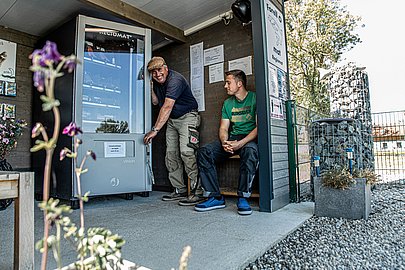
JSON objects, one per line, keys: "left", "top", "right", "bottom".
{"left": 0, "top": 171, "right": 34, "bottom": 270}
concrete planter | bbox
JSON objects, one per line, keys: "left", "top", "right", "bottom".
{"left": 314, "top": 177, "right": 371, "bottom": 220}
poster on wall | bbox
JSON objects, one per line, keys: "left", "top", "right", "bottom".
{"left": 264, "top": 0, "right": 287, "bottom": 72}
{"left": 1, "top": 103, "right": 16, "bottom": 118}
{"left": 5, "top": 81, "right": 16, "bottom": 96}
{"left": 228, "top": 56, "right": 253, "bottom": 75}
{"left": 270, "top": 97, "right": 284, "bottom": 120}
{"left": 268, "top": 63, "right": 278, "bottom": 97}
{"left": 203, "top": 45, "right": 224, "bottom": 66}
{"left": 277, "top": 68, "right": 287, "bottom": 100}
{"left": 0, "top": 81, "right": 4, "bottom": 95}
{"left": 208, "top": 62, "right": 224, "bottom": 84}
{"left": 268, "top": 62, "right": 287, "bottom": 100}
{"left": 0, "top": 39, "right": 17, "bottom": 83}
{"left": 190, "top": 42, "right": 205, "bottom": 111}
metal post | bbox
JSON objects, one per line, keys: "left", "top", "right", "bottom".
{"left": 286, "top": 100, "right": 298, "bottom": 202}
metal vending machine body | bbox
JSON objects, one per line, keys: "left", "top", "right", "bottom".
{"left": 73, "top": 16, "right": 152, "bottom": 201}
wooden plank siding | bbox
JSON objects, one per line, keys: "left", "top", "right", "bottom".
{"left": 271, "top": 118, "right": 290, "bottom": 211}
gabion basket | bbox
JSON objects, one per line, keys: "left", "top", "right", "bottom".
{"left": 325, "top": 63, "right": 374, "bottom": 169}
{"left": 309, "top": 118, "right": 364, "bottom": 177}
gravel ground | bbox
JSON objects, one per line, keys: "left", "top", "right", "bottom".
{"left": 244, "top": 181, "right": 405, "bottom": 270}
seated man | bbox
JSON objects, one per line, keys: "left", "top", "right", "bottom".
{"left": 195, "top": 70, "right": 258, "bottom": 215}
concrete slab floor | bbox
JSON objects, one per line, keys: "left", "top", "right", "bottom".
{"left": 0, "top": 192, "right": 314, "bottom": 270}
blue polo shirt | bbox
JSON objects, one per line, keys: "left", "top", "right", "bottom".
{"left": 153, "top": 69, "right": 198, "bottom": 119}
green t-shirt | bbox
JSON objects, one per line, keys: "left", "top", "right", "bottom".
{"left": 221, "top": 91, "right": 256, "bottom": 136}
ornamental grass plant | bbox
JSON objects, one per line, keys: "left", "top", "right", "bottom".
{"left": 321, "top": 165, "right": 380, "bottom": 190}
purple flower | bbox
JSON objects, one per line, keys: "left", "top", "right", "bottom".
{"left": 30, "top": 41, "right": 62, "bottom": 67}
{"left": 31, "top": 123, "right": 43, "bottom": 138}
{"left": 87, "top": 150, "right": 96, "bottom": 161}
{"left": 63, "top": 57, "right": 77, "bottom": 73}
{"left": 43, "top": 41, "right": 62, "bottom": 63}
{"left": 60, "top": 148, "right": 69, "bottom": 161}
{"left": 62, "top": 122, "right": 82, "bottom": 137}
{"left": 33, "top": 71, "right": 45, "bottom": 92}
{"left": 2, "top": 138, "right": 9, "bottom": 144}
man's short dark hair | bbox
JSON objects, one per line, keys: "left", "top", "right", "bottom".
{"left": 225, "top": 69, "right": 247, "bottom": 88}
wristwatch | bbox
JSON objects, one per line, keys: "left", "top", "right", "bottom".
{"left": 151, "top": 126, "right": 159, "bottom": 132}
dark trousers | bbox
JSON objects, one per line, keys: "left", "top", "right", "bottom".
{"left": 197, "top": 136, "right": 259, "bottom": 198}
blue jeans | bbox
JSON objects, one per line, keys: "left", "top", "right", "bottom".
{"left": 197, "top": 135, "right": 259, "bottom": 198}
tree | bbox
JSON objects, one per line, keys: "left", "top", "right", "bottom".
{"left": 96, "top": 119, "right": 129, "bottom": 133}
{"left": 285, "top": 0, "right": 361, "bottom": 114}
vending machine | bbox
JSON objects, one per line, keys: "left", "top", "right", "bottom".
{"left": 33, "top": 15, "right": 152, "bottom": 207}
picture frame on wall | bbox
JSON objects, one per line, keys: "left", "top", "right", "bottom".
{"left": 4, "top": 103, "right": 16, "bottom": 118}
{"left": 0, "top": 81, "right": 4, "bottom": 95}
{"left": 0, "top": 39, "right": 17, "bottom": 84}
{"left": 4, "top": 81, "right": 16, "bottom": 96}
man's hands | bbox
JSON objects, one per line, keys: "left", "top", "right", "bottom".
{"left": 222, "top": 140, "right": 243, "bottom": 154}
{"left": 144, "top": 130, "right": 158, "bottom": 144}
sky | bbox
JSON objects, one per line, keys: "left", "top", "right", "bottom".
{"left": 340, "top": 0, "right": 405, "bottom": 113}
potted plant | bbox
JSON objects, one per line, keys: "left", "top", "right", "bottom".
{"left": 314, "top": 165, "right": 379, "bottom": 220}
{"left": 0, "top": 116, "right": 27, "bottom": 168}
{"left": 0, "top": 116, "right": 27, "bottom": 210}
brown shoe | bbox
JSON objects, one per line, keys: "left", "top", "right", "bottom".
{"left": 162, "top": 191, "right": 187, "bottom": 201}
{"left": 178, "top": 194, "right": 207, "bottom": 206}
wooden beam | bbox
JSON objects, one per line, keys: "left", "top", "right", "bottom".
{"left": 79, "top": 0, "right": 186, "bottom": 43}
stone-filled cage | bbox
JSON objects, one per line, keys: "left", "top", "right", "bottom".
{"left": 324, "top": 63, "right": 374, "bottom": 170}
{"left": 310, "top": 118, "right": 365, "bottom": 177}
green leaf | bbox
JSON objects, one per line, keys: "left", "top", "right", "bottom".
{"left": 40, "top": 95, "right": 60, "bottom": 111}
{"left": 30, "top": 140, "right": 47, "bottom": 152}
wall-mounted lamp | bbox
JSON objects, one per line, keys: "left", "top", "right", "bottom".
{"left": 231, "top": 0, "right": 252, "bottom": 25}
{"left": 346, "top": 147, "right": 354, "bottom": 174}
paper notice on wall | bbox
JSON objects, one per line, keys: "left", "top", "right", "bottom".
{"left": 268, "top": 63, "right": 278, "bottom": 97}
{"left": 0, "top": 39, "right": 17, "bottom": 83}
{"left": 264, "top": 0, "right": 287, "bottom": 72}
{"left": 203, "top": 45, "right": 224, "bottom": 66}
{"left": 104, "top": 142, "right": 126, "bottom": 158}
{"left": 208, "top": 62, "right": 224, "bottom": 84}
{"left": 228, "top": 56, "right": 252, "bottom": 75}
{"left": 268, "top": 62, "right": 288, "bottom": 100}
{"left": 270, "top": 97, "right": 284, "bottom": 119}
{"left": 190, "top": 42, "right": 205, "bottom": 111}
{"left": 277, "top": 68, "right": 287, "bottom": 100}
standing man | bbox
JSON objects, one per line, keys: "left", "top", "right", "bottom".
{"left": 195, "top": 70, "right": 258, "bottom": 215}
{"left": 144, "top": 56, "right": 205, "bottom": 206}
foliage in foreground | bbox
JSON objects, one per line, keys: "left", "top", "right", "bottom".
{"left": 285, "top": 0, "right": 362, "bottom": 114}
